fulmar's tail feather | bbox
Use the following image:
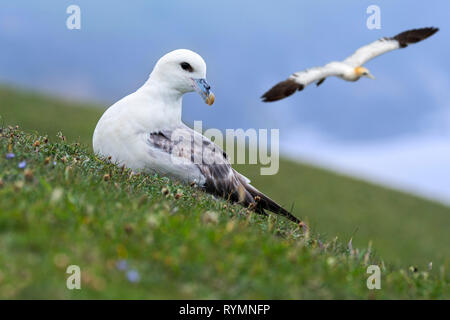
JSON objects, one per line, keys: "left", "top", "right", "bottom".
{"left": 234, "top": 173, "right": 307, "bottom": 229}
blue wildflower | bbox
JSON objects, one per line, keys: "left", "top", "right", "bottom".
{"left": 116, "top": 260, "right": 128, "bottom": 271}
{"left": 6, "top": 153, "right": 15, "bottom": 159}
{"left": 18, "top": 161, "right": 27, "bottom": 169}
{"left": 126, "top": 269, "right": 140, "bottom": 283}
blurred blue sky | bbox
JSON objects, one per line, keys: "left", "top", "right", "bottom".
{"left": 1, "top": 1, "right": 449, "bottom": 203}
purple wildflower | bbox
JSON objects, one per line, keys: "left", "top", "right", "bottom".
{"left": 18, "top": 161, "right": 27, "bottom": 169}
{"left": 116, "top": 260, "right": 128, "bottom": 271}
{"left": 6, "top": 153, "right": 15, "bottom": 159}
{"left": 126, "top": 270, "right": 140, "bottom": 283}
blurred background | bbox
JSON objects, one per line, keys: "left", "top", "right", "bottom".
{"left": 1, "top": 0, "right": 449, "bottom": 204}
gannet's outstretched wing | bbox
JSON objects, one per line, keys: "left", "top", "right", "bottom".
{"left": 261, "top": 64, "right": 342, "bottom": 102}
{"left": 261, "top": 28, "right": 438, "bottom": 102}
{"left": 344, "top": 27, "right": 439, "bottom": 67}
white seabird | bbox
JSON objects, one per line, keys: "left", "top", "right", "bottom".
{"left": 262, "top": 27, "right": 439, "bottom": 102}
{"left": 93, "top": 49, "right": 304, "bottom": 226}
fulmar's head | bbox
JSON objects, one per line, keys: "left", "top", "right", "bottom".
{"left": 150, "top": 49, "right": 215, "bottom": 106}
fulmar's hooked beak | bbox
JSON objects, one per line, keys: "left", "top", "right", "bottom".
{"left": 192, "top": 78, "right": 215, "bottom": 106}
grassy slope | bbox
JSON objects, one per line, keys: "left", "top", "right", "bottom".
{"left": 0, "top": 85, "right": 449, "bottom": 298}
{"left": 0, "top": 127, "right": 448, "bottom": 299}
{"left": 235, "top": 162, "right": 450, "bottom": 267}
{"left": 0, "top": 86, "right": 103, "bottom": 146}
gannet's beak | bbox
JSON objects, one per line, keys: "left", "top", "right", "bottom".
{"left": 366, "top": 73, "right": 376, "bottom": 80}
{"left": 192, "top": 78, "right": 215, "bottom": 106}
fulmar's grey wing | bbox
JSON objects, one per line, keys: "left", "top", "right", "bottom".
{"left": 344, "top": 27, "right": 439, "bottom": 67}
{"left": 148, "top": 124, "right": 305, "bottom": 225}
{"left": 148, "top": 124, "right": 254, "bottom": 204}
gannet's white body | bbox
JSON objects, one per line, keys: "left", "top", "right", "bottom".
{"left": 93, "top": 49, "right": 304, "bottom": 225}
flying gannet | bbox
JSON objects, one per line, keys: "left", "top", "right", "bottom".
{"left": 261, "top": 27, "right": 439, "bottom": 102}
{"left": 93, "top": 49, "right": 305, "bottom": 226}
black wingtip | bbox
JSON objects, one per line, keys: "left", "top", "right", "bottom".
{"left": 393, "top": 27, "right": 439, "bottom": 48}
{"left": 261, "top": 79, "right": 304, "bottom": 102}
{"left": 316, "top": 78, "right": 326, "bottom": 87}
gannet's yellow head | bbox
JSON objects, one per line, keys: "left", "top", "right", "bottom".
{"left": 354, "top": 66, "right": 375, "bottom": 79}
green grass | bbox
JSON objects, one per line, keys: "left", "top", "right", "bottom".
{"left": 0, "top": 127, "right": 448, "bottom": 299}
{"left": 234, "top": 161, "right": 450, "bottom": 268}
{"left": 0, "top": 85, "right": 449, "bottom": 298}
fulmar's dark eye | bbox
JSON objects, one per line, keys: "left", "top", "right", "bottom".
{"left": 180, "top": 62, "right": 193, "bottom": 72}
